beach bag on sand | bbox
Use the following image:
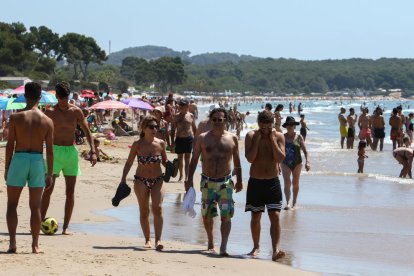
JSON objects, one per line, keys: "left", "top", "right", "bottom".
{"left": 112, "top": 182, "right": 131, "bottom": 207}
{"left": 182, "top": 187, "right": 197, "bottom": 218}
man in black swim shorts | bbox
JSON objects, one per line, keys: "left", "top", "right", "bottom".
{"left": 171, "top": 100, "right": 197, "bottom": 181}
{"left": 244, "top": 110, "right": 286, "bottom": 261}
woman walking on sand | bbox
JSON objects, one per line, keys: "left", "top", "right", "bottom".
{"left": 281, "top": 116, "right": 310, "bottom": 210}
{"left": 120, "top": 115, "right": 167, "bottom": 250}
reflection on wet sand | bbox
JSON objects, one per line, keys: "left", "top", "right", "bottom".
{"left": 73, "top": 173, "right": 414, "bottom": 276}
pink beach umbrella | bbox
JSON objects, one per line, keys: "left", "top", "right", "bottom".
{"left": 11, "top": 85, "right": 25, "bottom": 95}
{"left": 88, "top": 100, "right": 131, "bottom": 110}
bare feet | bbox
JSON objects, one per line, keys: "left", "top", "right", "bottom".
{"left": 284, "top": 206, "right": 291, "bottom": 210}
{"left": 292, "top": 204, "right": 297, "bottom": 210}
{"left": 219, "top": 245, "right": 230, "bottom": 257}
{"left": 219, "top": 251, "right": 230, "bottom": 257}
{"left": 247, "top": 247, "right": 260, "bottom": 257}
{"left": 272, "top": 250, "right": 286, "bottom": 261}
{"left": 7, "top": 247, "right": 16, "bottom": 254}
{"left": 144, "top": 240, "right": 152, "bottom": 248}
{"left": 155, "top": 241, "right": 164, "bottom": 251}
{"left": 62, "top": 228, "right": 73, "bottom": 235}
{"left": 32, "top": 245, "right": 44, "bottom": 254}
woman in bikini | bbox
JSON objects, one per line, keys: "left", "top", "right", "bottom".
{"left": 120, "top": 115, "right": 168, "bottom": 250}
{"left": 281, "top": 116, "right": 310, "bottom": 210}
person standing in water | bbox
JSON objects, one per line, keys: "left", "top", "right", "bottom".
{"left": 281, "top": 116, "right": 310, "bottom": 210}
{"left": 338, "top": 107, "right": 348, "bottom": 149}
{"left": 245, "top": 110, "right": 286, "bottom": 261}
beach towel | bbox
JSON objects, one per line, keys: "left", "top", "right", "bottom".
{"left": 182, "top": 187, "right": 197, "bottom": 218}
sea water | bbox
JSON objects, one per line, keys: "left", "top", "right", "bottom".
{"left": 74, "top": 99, "right": 414, "bottom": 276}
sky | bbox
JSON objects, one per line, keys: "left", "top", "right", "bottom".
{"left": 1, "top": 0, "right": 414, "bottom": 60}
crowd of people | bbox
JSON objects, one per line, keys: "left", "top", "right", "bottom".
{"left": 3, "top": 82, "right": 315, "bottom": 263}
{"left": 338, "top": 105, "right": 414, "bottom": 176}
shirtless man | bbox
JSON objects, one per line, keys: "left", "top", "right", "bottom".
{"left": 358, "top": 107, "right": 372, "bottom": 148}
{"left": 371, "top": 106, "right": 385, "bottom": 151}
{"left": 188, "top": 100, "right": 198, "bottom": 119}
{"left": 338, "top": 107, "right": 348, "bottom": 149}
{"left": 5, "top": 82, "right": 54, "bottom": 253}
{"left": 347, "top": 108, "right": 357, "bottom": 149}
{"left": 245, "top": 110, "right": 286, "bottom": 261}
{"left": 389, "top": 108, "right": 403, "bottom": 150}
{"left": 171, "top": 99, "right": 196, "bottom": 181}
{"left": 41, "top": 82, "right": 97, "bottom": 235}
{"left": 186, "top": 107, "right": 242, "bottom": 256}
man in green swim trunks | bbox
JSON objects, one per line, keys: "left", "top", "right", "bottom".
{"left": 186, "top": 107, "right": 243, "bottom": 256}
{"left": 41, "top": 82, "right": 97, "bottom": 235}
{"left": 5, "top": 82, "right": 54, "bottom": 253}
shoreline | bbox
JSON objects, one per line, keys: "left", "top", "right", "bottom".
{"left": 0, "top": 137, "right": 314, "bottom": 275}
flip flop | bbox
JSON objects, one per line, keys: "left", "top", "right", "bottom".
{"left": 172, "top": 158, "right": 179, "bottom": 178}
{"left": 112, "top": 182, "right": 132, "bottom": 207}
{"left": 163, "top": 160, "right": 174, "bottom": 182}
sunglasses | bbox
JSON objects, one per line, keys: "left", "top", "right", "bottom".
{"left": 148, "top": 125, "right": 159, "bottom": 130}
{"left": 212, "top": 118, "right": 225, "bottom": 122}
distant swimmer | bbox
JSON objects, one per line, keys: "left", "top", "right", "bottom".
{"left": 371, "top": 106, "right": 385, "bottom": 151}
{"left": 274, "top": 104, "right": 284, "bottom": 133}
{"left": 358, "top": 107, "right": 372, "bottom": 148}
{"left": 299, "top": 114, "right": 310, "bottom": 141}
{"left": 347, "top": 108, "right": 357, "bottom": 149}
{"left": 338, "top": 107, "right": 348, "bottom": 149}
{"left": 389, "top": 108, "right": 403, "bottom": 150}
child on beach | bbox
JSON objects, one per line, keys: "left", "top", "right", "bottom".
{"left": 357, "top": 140, "right": 368, "bottom": 173}
{"left": 82, "top": 138, "right": 110, "bottom": 162}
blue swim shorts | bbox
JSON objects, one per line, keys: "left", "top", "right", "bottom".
{"left": 7, "top": 152, "right": 45, "bottom": 188}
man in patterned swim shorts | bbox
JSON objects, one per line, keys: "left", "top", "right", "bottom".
{"left": 186, "top": 107, "right": 243, "bottom": 256}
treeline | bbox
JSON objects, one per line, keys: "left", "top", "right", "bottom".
{"left": 3, "top": 21, "right": 414, "bottom": 95}
{"left": 106, "top": 45, "right": 260, "bottom": 66}
{"left": 0, "top": 22, "right": 106, "bottom": 82}
{"left": 178, "top": 58, "right": 414, "bottom": 94}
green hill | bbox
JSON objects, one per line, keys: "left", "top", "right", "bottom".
{"left": 106, "top": 45, "right": 261, "bottom": 66}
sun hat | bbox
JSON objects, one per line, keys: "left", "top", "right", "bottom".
{"left": 282, "top": 116, "right": 300, "bottom": 128}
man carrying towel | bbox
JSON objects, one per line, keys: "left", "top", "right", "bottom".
{"left": 41, "top": 82, "right": 97, "bottom": 235}
{"left": 5, "top": 82, "right": 54, "bottom": 253}
{"left": 186, "top": 107, "right": 243, "bottom": 256}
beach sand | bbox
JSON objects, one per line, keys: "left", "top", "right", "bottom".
{"left": 0, "top": 137, "right": 314, "bottom": 276}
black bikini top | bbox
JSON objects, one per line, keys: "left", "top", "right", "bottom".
{"left": 137, "top": 155, "right": 162, "bottom": 165}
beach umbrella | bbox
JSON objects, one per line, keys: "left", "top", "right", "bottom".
{"left": 3, "top": 98, "right": 26, "bottom": 110}
{"left": 88, "top": 100, "right": 131, "bottom": 110}
{"left": 13, "top": 91, "right": 57, "bottom": 104}
{"left": 81, "top": 90, "right": 95, "bottom": 98}
{"left": 0, "top": 97, "right": 9, "bottom": 110}
{"left": 10, "top": 85, "right": 25, "bottom": 95}
{"left": 127, "top": 98, "right": 154, "bottom": 111}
